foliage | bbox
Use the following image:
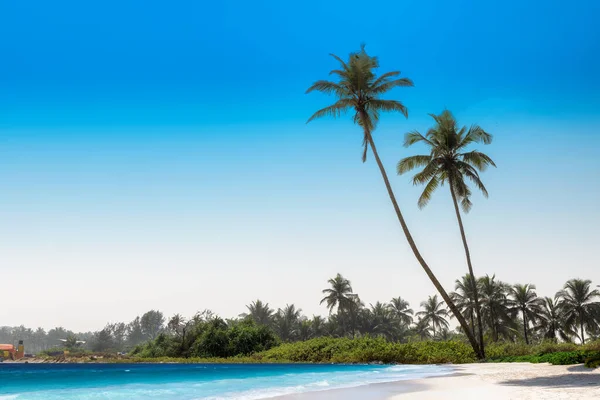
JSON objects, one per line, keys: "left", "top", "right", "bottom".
{"left": 585, "top": 354, "right": 600, "bottom": 369}
{"left": 255, "top": 336, "right": 476, "bottom": 364}
{"left": 132, "top": 318, "right": 278, "bottom": 359}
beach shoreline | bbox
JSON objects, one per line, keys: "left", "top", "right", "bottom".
{"left": 274, "top": 363, "right": 600, "bottom": 400}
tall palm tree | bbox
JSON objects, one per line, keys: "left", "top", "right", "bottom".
{"left": 244, "top": 300, "right": 274, "bottom": 326}
{"left": 320, "top": 273, "right": 355, "bottom": 336}
{"left": 478, "top": 275, "right": 514, "bottom": 342}
{"left": 509, "top": 284, "right": 544, "bottom": 344}
{"left": 538, "top": 297, "right": 573, "bottom": 342}
{"left": 306, "top": 46, "right": 483, "bottom": 359}
{"left": 450, "top": 275, "right": 479, "bottom": 338}
{"left": 320, "top": 273, "right": 354, "bottom": 314}
{"left": 388, "top": 296, "right": 414, "bottom": 326}
{"left": 556, "top": 279, "right": 600, "bottom": 344}
{"left": 416, "top": 295, "right": 450, "bottom": 338}
{"left": 398, "top": 110, "right": 495, "bottom": 357}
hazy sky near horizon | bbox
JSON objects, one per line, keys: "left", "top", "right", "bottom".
{"left": 1, "top": 0, "right": 599, "bottom": 332}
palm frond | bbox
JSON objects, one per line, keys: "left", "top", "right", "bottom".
{"left": 305, "top": 80, "right": 350, "bottom": 97}
{"left": 397, "top": 155, "right": 431, "bottom": 175}
{"left": 417, "top": 176, "right": 440, "bottom": 209}
{"left": 461, "top": 151, "right": 497, "bottom": 171}
{"left": 404, "top": 130, "right": 433, "bottom": 147}
{"left": 367, "top": 99, "right": 408, "bottom": 118}
{"left": 307, "top": 99, "right": 354, "bottom": 123}
{"left": 371, "top": 77, "right": 414, "bottom": 94}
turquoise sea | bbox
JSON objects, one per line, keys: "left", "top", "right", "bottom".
{"left": 0, "top": 363, "right": 452, "bottom": 399}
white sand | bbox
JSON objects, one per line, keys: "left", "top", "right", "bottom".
{"left": 391, "top": 363, "right": 600, "bottom": 400}
{"left": 276, "top": 362, "right": 599, "bottom": 400}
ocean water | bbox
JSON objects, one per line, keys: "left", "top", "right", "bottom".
{"left": 0, "top": 363, "right": 452, "bottom": 399}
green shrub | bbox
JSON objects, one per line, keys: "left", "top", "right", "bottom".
{"left": 254, "top": 337, "right": 476, "bottom": 364}
{"left": 585, "top": 354, "right": 600, "bottom": 369}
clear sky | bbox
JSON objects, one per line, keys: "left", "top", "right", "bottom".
{"left": 1, "top": 0, "right": 599, "bottom": 332}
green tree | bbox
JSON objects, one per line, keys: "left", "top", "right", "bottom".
{"left": 320, "top": 273, "right": 356, "bottom": 336}
{"left": 140, "top": 310, "right": 165, "bottom": 340}
{"left": 556, "top": 279, "right": 600, "bottom": 344}
{"left": 413, "top": 317, "right": 432, "bottom": 341}
{"left": 388, "top": 296, "right": 414, "bottom": 326}
{"left": 306, "top": 46, "right": 483, "bottom": 359}
{"left": 92, "top": 328, "right": 114, "bottom": 352}
{"left": 127, "top": 317, "right": 145, "bottom": 347}
{"left": 538, "top": 297, "right": 573, "bottom": 342}
{"left": 416, "top": 295, "right": 449, "bottom": 339}
{"left": 450, "top": 275, "right": 479, "bottom": 339}
{"left": 398, "top": 110, "right": 495, "bottom": 357}
{"left": 509, "top": 283, "right": 544, "bottom": 344}
{"left": 478, "top": 275, "right": 514, "bottom": 342}
{"left": 244, "top": 300, "right": 274, "bottom": 326}
{"left": 273, "top": 304, "right": 302, "bottom": 342}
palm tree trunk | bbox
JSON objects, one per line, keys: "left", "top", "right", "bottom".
{"left": 470, "top": 312, "right": 475, "bottom": 337}
{"left": 522, "top": 310, "right": 529, "bottom": 345}
{"left": 580, "top": 311, "right": 585, "bottom": 345}
{"left": 364, "top": 132, "right": 484, "bottom": 360}
{"left": 448, "top": 178, "right": 485, "bottom": 358}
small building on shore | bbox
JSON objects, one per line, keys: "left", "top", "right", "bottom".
{"left": 0, "top": 341, "right": 24, "bottom": 360}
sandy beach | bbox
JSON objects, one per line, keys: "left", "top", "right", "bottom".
{"left": 276, "top": 363, "right": 600, "bottom": 400}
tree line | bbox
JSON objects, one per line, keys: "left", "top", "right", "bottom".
{"left": 4, "top": 273, "right": 597, "bottom": 357}
{"left": 0, "top": 310, "right": 165, "bottom": 353}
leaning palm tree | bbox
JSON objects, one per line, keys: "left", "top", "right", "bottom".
{"left": 398, "top": 110, "right": 495, "bottom": 357}
{"left": 306, "top": 46, "right": 483, "bottom": 359}
{"left": 556, "top": 279, "right": 600, "bottom": 344}
{"left": 509, "top": 283, "right": 544, "bottom": 344}
{"left": 388, "top": 296, "right": 414, "bottom": 326}
{"left": 416, "top": 295, "right": 450, "bottom": 339}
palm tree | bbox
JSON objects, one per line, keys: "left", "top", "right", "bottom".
{"left": 538, "top": 297, "right": 573, "bottom": 342}
{"left": 363, "top": 302, "right": 394, "bottom": 339}
{"left": 244, "top": 300, "right": 274, "bottom": 326}
{"left": 398, "top": 110, "right": 495, "bottom": 357}
{"left": 509, "top": 284, "right": 544, "bottom": 344}
{"left": 450, "top": 275, "right": 479, "bottom": 338}
{"left": 416, "top": 295, "right": 449, "bottom": 338}
{"left": 310, "top": 315, "right": 326, "bottom": 338}
{"left": 388, "top": 297, "right": 414, "bottom": 326}
{"left": 274, "top": 304, "right": 302, "bottom": 342}
{"left": 320, "top": 273, "right": 356, "bottom": 336}
{"left": 414, "top": 317, "right": 432, "bottom": 341}
{"left": 478, "top": 275, "right": 514, "bottom": 342}
{"left": 556, "top": 279, "right": 600, "bottom": 344}
{"left": 306, "top": 46, "right": 483, "bottom": 359}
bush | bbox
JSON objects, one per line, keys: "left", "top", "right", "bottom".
{"left": 585, "top": 354, "right": 600, "bottom": 369}
{"left": 254, "top": 337, "right": 476, "bottom": 364}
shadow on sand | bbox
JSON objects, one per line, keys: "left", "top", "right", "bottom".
{"left": 501, "top": 365, "right": 599, "bottom": 389}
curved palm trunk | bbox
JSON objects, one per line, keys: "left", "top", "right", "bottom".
{"left": 448, "top": 179, "right": 486, "bottom": 358}
{"left": 365, "top": 132, "right": 484, "bottom": 360}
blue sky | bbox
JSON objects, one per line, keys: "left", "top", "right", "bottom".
{"left": 1, "top": 0, "right": 599, "bottom": 331}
